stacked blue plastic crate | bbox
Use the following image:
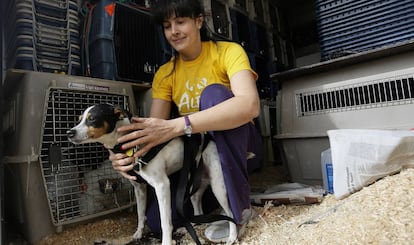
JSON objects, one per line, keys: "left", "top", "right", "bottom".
{"left": 5, "top": 0, "right": 81, "bottom": 75}
{"left": 317, "top": 0, "right": 414, "bottom": 60}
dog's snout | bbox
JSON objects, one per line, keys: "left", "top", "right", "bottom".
{"left": 67, "top": 129, "right": 76, "bottom": 139}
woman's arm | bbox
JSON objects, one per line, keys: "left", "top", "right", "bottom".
{"left": 109, "top": 98, "right": 172, "bottom": 180}
{"left": 150, "top": 98, "right": 172, "bottom": 119}
{"left": 186, "top": 69, "right": 260, "bottom": 132}
{"left": 117, "top": 69, "right": 260, "bottom": 156}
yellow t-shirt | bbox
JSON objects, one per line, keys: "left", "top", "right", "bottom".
{"left": 152, "top": 41, "right": 258, "bottom": 115}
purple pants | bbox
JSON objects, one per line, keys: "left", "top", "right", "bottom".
{"left": 146, "top": 84, "right": 263, "bottom": 233}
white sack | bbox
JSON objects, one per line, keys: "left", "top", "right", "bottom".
{"left": 327, "top": 129, "right": 414, "bottom": 199}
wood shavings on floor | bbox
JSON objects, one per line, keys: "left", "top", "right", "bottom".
{"left": 37, "top": 168, "right": 414, "bottom": 245}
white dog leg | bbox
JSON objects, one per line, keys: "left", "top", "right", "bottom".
{"left": 204, "top": 142, "right": 237, "bottom": 245}
{"left": 145, "top": 174, "right": 173, "bottom": 245}
{"left": 191, "top": 178, "right": 209, "bottom": 216}
{"left": 130, "top": 180, "right": 147, "bottom": 240}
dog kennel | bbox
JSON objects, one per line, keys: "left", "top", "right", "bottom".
{"left": 274, "top": 45, "right": 414, "bottom": 186}
{"left": 202, "top": 0, "right": 232, "bottom": 39}
{"left": 2, "top": 69, "right": 150, "bottom": 243}
{"left": 85, "top": 0, "right": 172, "bottom": 83}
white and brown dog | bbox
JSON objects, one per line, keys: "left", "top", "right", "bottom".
{"left": 67, "top": 104, "right": 237, "bottom": 245}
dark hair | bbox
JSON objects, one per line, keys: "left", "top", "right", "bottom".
{"left": 151, "top": 0, "right": 216, "bottom": 84}
{"left": 152, "top": 0, "right": 211, "bottom": 41}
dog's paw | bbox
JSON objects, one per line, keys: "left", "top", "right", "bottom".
{"left": 128, "top": 232, "right": 163, "bottom": 245}
{"left": 133, "top": 229, "right": 143, "bottom": 240}
{"left": 174, "top": 227, "right": 187, "bottom": 236}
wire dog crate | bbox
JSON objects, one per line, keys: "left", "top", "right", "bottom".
{"left": 85, "top": 0, "right": 172, "bottom": 83}
{"left": 3, "top": 70, "right": 147, "bottom": 243}
{"left": 203, "top": 0, "right": 232, "bottom": 39}
{"left": 41, "top": 89, "right": 134, "bottom": 223}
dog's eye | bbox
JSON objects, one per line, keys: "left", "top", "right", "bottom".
{"left": 87, "top": 115, "right": 96, "bottom": 122}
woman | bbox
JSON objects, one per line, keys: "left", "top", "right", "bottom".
{"left": 110, "top": 0, "right": 263, "bottom": 242}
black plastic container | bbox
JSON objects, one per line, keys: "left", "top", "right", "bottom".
{"left": 230, "top": 9, "right": 251, "bottom": 50}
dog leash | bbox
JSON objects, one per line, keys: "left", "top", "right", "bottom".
{"left": 176, "top": 134, "right": 202, "bottom": 244}
{"left": 176, "top": 133, "right": 236, "bottom": 245}
{"left": 113, "top": 135, "right": 236, "bottom": 244}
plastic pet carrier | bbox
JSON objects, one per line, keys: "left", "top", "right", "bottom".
{"left": 275, "top": 52, "right": 414, "bottom": 185}
{"left": 2, "top": 70, "right": 146, "bottom": 243}
{"left": 85, "top": 0, "right": 172, "bottom": 83}
{"left": 234, "top": 0, "right": 247, "bottom": 11}
{"left": 316, "top": 0, "right": 414, "bottom": 60}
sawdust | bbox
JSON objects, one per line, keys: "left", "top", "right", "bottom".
{"left": 37, "top": 167, "right": 414, "bottom": 245}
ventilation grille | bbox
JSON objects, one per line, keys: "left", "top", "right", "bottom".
{"left": 296, "top": 74, "right": 414, "bottom": 116}
{"left": 39, "top": 89, "right": 134, "bottom": 225}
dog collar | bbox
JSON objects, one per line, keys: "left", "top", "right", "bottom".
{"left": 110, "top": 144, "right": 145, "bottom": 182}
{"left": 111, "top": 144, "right": 148, "bottom": 171}
{"left": 111, "top": 142, "right": 170, "bottom": 171}
{"left": 112, "top": 143, "right": 135, "bottom": 157}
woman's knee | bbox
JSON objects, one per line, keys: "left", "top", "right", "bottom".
{"left": 200, "top": 84, "right": 234, "bottom": 110}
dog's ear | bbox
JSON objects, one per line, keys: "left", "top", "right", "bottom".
{"left": 114, "top": 107, "right": 132, "bottom": 120}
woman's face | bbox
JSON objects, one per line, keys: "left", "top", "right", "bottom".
{"left": 162, "top": 14, "right": 203, "bottom": 60}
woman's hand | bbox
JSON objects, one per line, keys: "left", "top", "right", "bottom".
{"left": 108, "top": 149, "right": 137, "bottom": 181}
{"left": 117, "top": 117, "right": 182, "bottom": 158}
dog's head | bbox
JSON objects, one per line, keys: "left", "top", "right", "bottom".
{"left": 98, "top": 177, "right": 122, "bottom": 194}
{"left": 67, "top": 104, "right": 131, "bottom": 148}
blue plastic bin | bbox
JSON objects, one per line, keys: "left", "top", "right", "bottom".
{"left": 316, "top": 0, "right": 414, "bottom": 60}
{"left": 6, "top": 0, "right": 81, "bottom": 75}
{"left": 87, "top": 0, "right": 117, "bottom": 79}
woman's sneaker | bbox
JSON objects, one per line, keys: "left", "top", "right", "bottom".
{"left": 204, "top": 208, "right": 256, "bottom": 243}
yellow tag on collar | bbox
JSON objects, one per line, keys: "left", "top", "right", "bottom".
{"left": 125, "top": 148, "right": 134, "bottom": 157}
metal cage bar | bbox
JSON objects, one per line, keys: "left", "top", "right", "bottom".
{"left": 39, "top": 89, "right": 135, "bottom": 225}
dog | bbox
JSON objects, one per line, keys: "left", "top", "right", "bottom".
{"left": 67, "top": 104, "right": 237, "bottom": 245}
{"left": 79, "top": 159, "right": 125, "bottom": 215}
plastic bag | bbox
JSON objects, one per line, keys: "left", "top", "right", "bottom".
{"left": 327, "top": 129, "right": 414, "bottom": 199}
